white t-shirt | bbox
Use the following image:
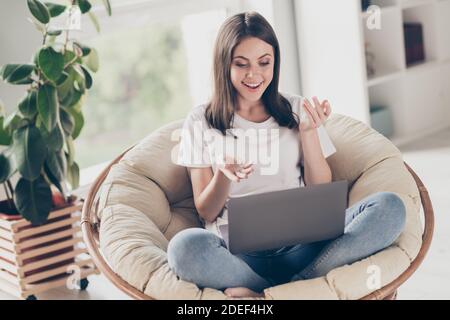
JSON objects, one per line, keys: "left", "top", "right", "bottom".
{"left": 176, "top": 93, "right": 337, "bottom": 239}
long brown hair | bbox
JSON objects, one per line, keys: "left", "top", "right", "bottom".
{"left": 205, "top": 11, "right": 299, "bottom": 135}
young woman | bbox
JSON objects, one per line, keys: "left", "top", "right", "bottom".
{"left": 168, "top": 11, "right": 406, "bottom": 298}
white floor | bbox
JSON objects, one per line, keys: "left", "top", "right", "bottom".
{"left": 395, "top": 128, "right": 450, "bottom": 300}
{"left": 1, "top": 128, "right": 449, "bottom": 300}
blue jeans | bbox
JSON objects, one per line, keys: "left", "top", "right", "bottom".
{"left": 167, "top": 192, "right": 406, "bottom": 293}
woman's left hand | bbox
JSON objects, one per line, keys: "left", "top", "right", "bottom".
{"left": 299, "top": 97, "right": 332, "bottom": 133}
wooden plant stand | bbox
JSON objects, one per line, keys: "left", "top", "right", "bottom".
{"left": 0, "top": 201, "right": 99, "bottom": 300}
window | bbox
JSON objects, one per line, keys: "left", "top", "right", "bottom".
{"left": 75, "top": 0, "right": 237, "bottom": 170}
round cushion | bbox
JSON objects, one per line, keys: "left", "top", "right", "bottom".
{"left": 97, "top": 114, "right": 422, "bottom": 300}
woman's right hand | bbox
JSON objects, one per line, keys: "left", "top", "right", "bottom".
{"left": 217, "top": 156, "right": 254, "bottom": 182}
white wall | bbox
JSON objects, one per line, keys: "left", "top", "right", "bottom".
{"left": 241, "top": 0, "right": 302, "bottom": 95}
{"left": 0, "top": 0, "right": 42, "bottom": 113}
{"left": 294, "top": 0, "right": 370, "bottom": 123}
{"left": 272, "top": 0, "right": 302, "bottom": 95}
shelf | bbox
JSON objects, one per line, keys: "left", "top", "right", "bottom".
{"left": 363, "top": 4, "right": 405, "bottom": 85}
{"left": 362, "top": 0, "right": 450, "bottom": 143}
{"left": 402, "top": 2, "right": 438, "bottom": 61}
{"left": 299, "top": 0, "right": 450, "bottom": 144}
{"left": 367, "top": 60, "right": 444, "bottom": 86}
{"left": 405, "top": 59, "right": 441, "bottom": 73}
{"left": 368, "top": 79, "right": 407, "bottom": 138}
{"left": 367, "top": 69, "right": 403, "bottom": 86}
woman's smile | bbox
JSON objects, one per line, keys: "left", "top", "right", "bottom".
{"left": 242, "top": 81, "right": 264, "bottom": 91}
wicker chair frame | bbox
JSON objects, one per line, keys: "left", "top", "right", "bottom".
{"left": 81, "top": 147, "right": 434, "bottom": 300}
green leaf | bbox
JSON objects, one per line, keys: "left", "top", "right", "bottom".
{"left": 59, "top": 88, "right": 71, "bottom": 106}
{"left": 66, "top": 107, "right": 84, "bottom": 139}
{"left": 0, "top": 116, "right": 12, "bottom": 145}
{"left": 0, "top": 153, "right": 12, "bottom": 183}
{"left": 3, "top": 111, "right": 22, "bottom": 131}
{"left": 72, "top": 43, "right": 83, "bottom": 58}
{"left": 13, "top": 125, "right": 47, "bottom": 181}
{"left": 87, "top": 11, "right": 100, "bottom": 33}
{"left": 37, "top": 84, "right": 58, "bottom": 131}
{"left": 44, "top": 151, "right": 67, "bottom": 198}
{"left": 27, "top": 16, "right": 46, "bottom": 33}
{"left": 82, "top": 47, "right": 99, "bottom": 72}
{"left": 27, "top": 0, "right": 50, "bottom": 24}
{"left": 14, "top": 176, "right": 52, "bottom": 225}
{"left": 44, "top": 2, "right": 66, "bottom": 17}
{"left": 72, "top": 64, "right": 86, "bottom": 93}
{"left": 102, "top": 0, "right": 112, "bottom": 16}
{"left": 38, "top": 47, "right": 64, "bottom": 83}
{"left": 63, "top": 50, "right": 77, "bottom": 65}
{"left": 73, "top": 80, "right": 84, "bottom": 93}
{"left": 61, "top": 88, "right": 82, "bottom": 107}
{"left": 69, "top": 94, "right": 84, "bottom": 112}
{"left": 67, "top": 161, "right": 80, "bottom": 189}
{"left": 35, "top": 115, "right": 43, "bottom": 129}
{"left": 73, "top": 41, "right": 91, "bottom": 57}
{"left": 80, "top": 65, "right": 92, "bottom": 89}
{"left": 60, "top": 107, "right": 75, "bottom": 136}
{"left": 45, "top": 149, "right": 67, "bottom": 184}
{"left": 44, "top": 170, "right": 64, "bottom": 199}
{"left": 47, "top": 29, "right": 62, "bottom": 36}
{"left": 56, "top": 69, "right": 74, "bottom": 100}
{"left": 55, "top": 71, "right": 69, "bottom": 86}
{"left": 77, "top": 0, "right": 92, "bottom": 14}
{"left": 15, "top": 78, "right": 33, "bottom": 85}
{"left": 18, "top": 91, "right": 38, "bottom": 119}
{"left": 42, "top": 123, "right": 64, "bottom": 151}
{"left": 65, "top": 135, "right": 75, "bottom": 166}
{"left": 57, "top": 66, "right": 84, "bottom": 106}
{"left": 1, "top": 64, "right": 34, "bottom": 84}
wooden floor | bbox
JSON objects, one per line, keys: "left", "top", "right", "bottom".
{"left": 1, "top": 128, "right": 449, "bottom": 300}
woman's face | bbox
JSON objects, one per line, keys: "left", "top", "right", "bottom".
{"left": 230, "top": 37, "right": 274, "bottom": 106}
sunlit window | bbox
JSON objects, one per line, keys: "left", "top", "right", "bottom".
{"left": 75, "top": 8, "right": 227, "bottom": 168}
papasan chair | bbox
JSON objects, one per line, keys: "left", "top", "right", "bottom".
{"left": 81, "top": 113, "right": 434, "bottom": 300}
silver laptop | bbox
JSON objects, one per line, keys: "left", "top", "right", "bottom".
{"left": 221, "top": 180, "right": 348, "bottom": 254}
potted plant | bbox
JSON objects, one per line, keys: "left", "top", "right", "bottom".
{"left": 0, "top": 0, "right": 111, "bottom": 300}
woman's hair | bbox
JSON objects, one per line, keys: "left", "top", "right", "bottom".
{"left": 205, "top": 11, "right": 299, "bottom": 135}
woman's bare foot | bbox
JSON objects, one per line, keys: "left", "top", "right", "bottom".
{"left": 224, "top": 287, "right": 264, "bottom": 298}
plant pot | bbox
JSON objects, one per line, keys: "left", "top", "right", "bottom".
{"left": 0, "top": 200, "right": 99, "bottom": 300}
{"left": 370, "top": 105, "right": 394, "bottom": 138}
